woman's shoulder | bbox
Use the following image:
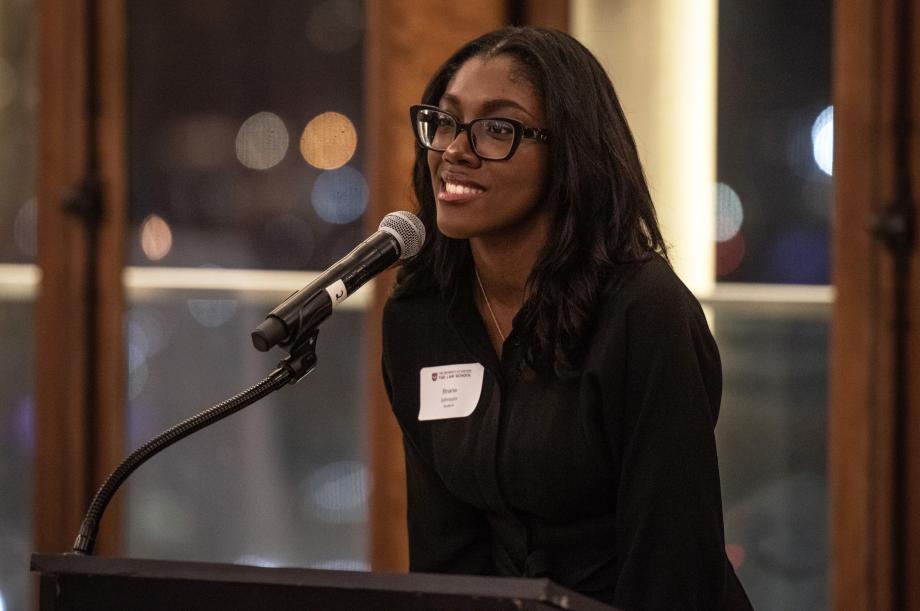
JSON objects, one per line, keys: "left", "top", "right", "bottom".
{"left": 591, "top": 254, "right": 712, "bottom": 352}
{"left": 604, "top": 254, "right": 698, "bottom": 313}
{"left": 590, "top": 254, "right": 720, "bottom": 402}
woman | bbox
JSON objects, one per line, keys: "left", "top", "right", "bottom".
{"left": 381, "top": 27, "right": 753, "bottom": 610}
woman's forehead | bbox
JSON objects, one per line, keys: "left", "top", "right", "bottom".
{"left": 440, "top": 55, "right": 542, "bottom": 120}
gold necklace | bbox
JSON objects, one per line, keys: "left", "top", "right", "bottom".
{"left": 474, "top": 266, "right": 506, "bottom": 343}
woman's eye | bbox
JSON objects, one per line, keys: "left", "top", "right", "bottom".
{"left": 484, "top": 120, "right": 513, "bottom": 136}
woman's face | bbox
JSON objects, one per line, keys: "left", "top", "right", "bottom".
{"left": 428, "top": 54, "right": 550, "bottom": 241}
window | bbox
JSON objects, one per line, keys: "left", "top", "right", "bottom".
{"left": 0, "top": 0, "right": 38, "bottom": 607}
{"left": 123, "top": 0, "right": 372, "bottom": 570}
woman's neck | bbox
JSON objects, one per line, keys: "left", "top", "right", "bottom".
{"left": 469, "top": 214, "right": 549, "bottom": 311}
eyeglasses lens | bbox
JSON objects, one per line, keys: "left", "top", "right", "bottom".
{"left": 416, "top": 109, "right": 455, "bottom": 150}
{"left": 415, "top": 109, "right": 516, "bottom": 160}
{"left": 472, "top": 119, "right": 515, "bottom": 159}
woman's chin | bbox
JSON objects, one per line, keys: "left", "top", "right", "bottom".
{"left": 435, "top": 222, "right": 474, "bottom": 240}
{"left": 434, "top": 210, "right": 478, "bottom": 240}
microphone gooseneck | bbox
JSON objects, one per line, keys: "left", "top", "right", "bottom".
{"left": 71, "top": 212, "right": 425, "bottom": 556}
{"left": 251, "top": 211, "right": 425, "bottom": 352}
{"left": 73, "top": 367, "right": 295, "bottom": 555}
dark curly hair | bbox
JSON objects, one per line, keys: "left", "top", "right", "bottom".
{"left": 393, "top": 26, "right": 668, "bottom": 376}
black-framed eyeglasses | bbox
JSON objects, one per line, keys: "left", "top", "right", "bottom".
{"left": 409, "top": 104, "right": 550, "bottom": 161}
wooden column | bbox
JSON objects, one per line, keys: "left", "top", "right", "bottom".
{"left": 35, "top": 0, "right": 126, "bottom": 556}
{"left": 830, "top": 0, "right": 920, "bottom": 608}
{"left": 35, "top": 0, "right": 93, "bottom": 555}
{"left": 518, "top": 0, "right": 570, "bottom": 30}
{"left": 92, "top": 0, "right": 128, "bottom": 557}
{"left": 365, "top": 0, "right": 507, "bottom": 572}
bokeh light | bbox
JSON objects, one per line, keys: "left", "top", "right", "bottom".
{"left": 13, "top": 197, "right": 37, "bottom": 258}
{"left": 13, "top": 396, "right": 35, "bottom": 454}
{"left": 769, "top": 226, "right": 829, "bottom": 284}
{"left": 132, "top": 488, "right": 195, "bottom": 546}
{"left": 127, "top": 342, "right": 149, "bottom": 400}
{"left": 0, "top": 56, "right": 18, "bottom": 111}
{"left": 811, "top": 105, "right": 833, "bottom": 176}
{"left": 164, "top": 114, "right": 236, "bottom": 170}
{"left": 304, "top": 460, "right": 369, "bottom": 523}
{"left": 300, "top": 111, "right": 357, "bottom": 170}
{"left": 128, "top": 307, "right": 171, "bottom": 361}
{"left": 140, "top": 214, "right": 173, "bottom": 261}
{"left": 717, "top": 231, "right": 746, "bottom": 277}
{"left": 715, "top": 182, "right": 744, "bottom": 242}
{"left": 305, "top": 0, "right": 363, "bottom": 53}
{"left": 187, "top": 297, "right": 239, "bottom": 328}
{"left": 236, "top": 111, "right": 289, "bottom": 170}
{"left": 311, "top": 165, "right": 368, "bottom": 224}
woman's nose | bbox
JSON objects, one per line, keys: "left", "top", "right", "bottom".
{"left": 441, "top": 128, "right": 480, "bottom": 166}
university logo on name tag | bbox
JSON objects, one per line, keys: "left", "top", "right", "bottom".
{"left": 418, "top": 363, "right": 484, "bottom": 421}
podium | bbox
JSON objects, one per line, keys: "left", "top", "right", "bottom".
{"left": 31, "top": 554, "right": 617, "bottom": 610}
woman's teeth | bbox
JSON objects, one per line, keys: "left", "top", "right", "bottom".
{"left": 444, "top": 181, "right": 484, "bottom": 195}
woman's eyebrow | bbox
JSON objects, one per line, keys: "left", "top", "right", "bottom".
{"left": 480, "top": 98, "right": 534, "bottom": 118}
{"left": 440, "top": 93, "right": 535, "bottom": 119}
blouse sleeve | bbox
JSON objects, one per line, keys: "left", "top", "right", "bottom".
{"left": 610, "top": 279, "right": 734, "bottom": 610}
{"left": 381, "top": 351, "right": 494, "bottom": 575}
{"left": 401, "top": 434, "right": 495, "bottom": 574}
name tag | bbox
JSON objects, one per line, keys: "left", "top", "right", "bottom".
{"left": 418, "top": 363, "right": 484, "bottom": 421}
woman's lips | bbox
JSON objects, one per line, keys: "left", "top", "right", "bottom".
{"left": 438, "top": 178, "right": 485, "bottom": 203}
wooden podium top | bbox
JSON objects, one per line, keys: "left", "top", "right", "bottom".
{"left": 32, "top": 553, "right": 617, "bottom": 611}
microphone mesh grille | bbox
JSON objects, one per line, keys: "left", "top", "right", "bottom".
{"left": 379, "top": 211, "right": 426, "bottom": 259}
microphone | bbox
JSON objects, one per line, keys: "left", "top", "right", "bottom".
{"left": 251, "top": 211, "right": 425, "bottom": 352}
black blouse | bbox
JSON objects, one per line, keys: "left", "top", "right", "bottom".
{"left": 382, "top": 256, "right": 754, "bottom": 610}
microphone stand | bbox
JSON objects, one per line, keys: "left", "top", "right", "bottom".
{"left": 71, "top": 328, "right": 321, "bottom": 556}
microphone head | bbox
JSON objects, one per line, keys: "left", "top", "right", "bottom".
{"left": 379, "top": 211, "right": 425, "bottom": 259}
